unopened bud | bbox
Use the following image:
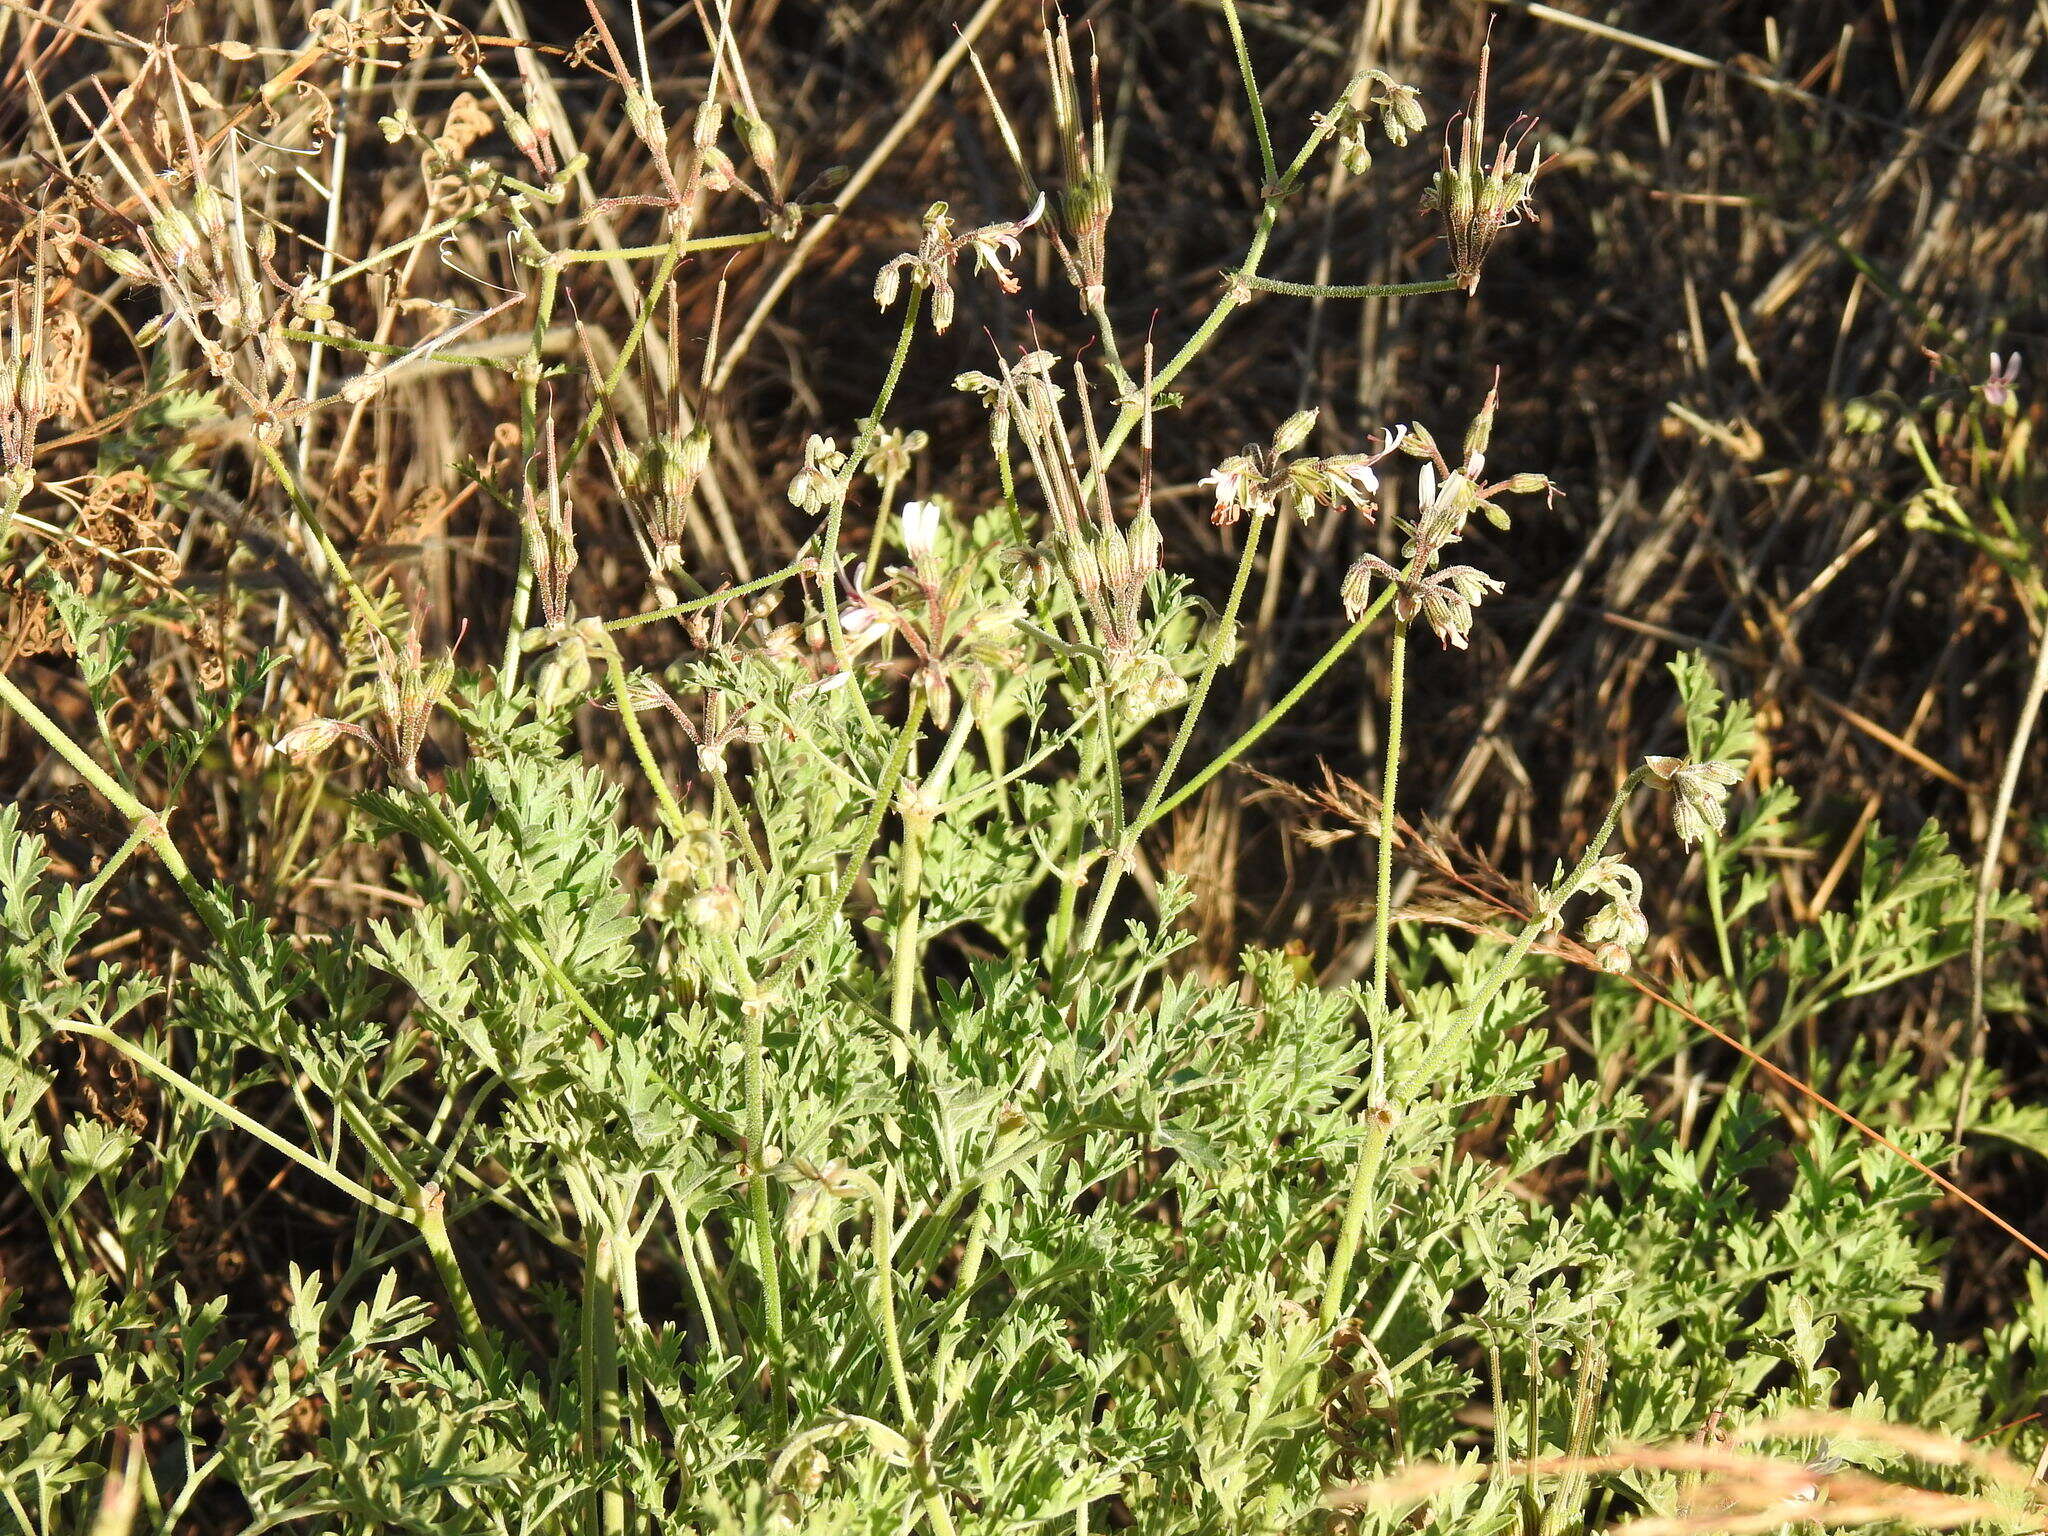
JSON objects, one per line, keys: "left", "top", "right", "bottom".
{"left": 1463, "top": 382, "right": 1499, "bottom": 462}
{"left": 100, "top": 246, "right": 150, "bottom": 282}
{"left": 1271, "top": 407, "right": 1319, "bottom": 456}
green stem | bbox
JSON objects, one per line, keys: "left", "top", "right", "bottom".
{"left": 416, "top": 1184, "right": 492, "bottom": 1357}
{"left": 0, "top": 673, "right": 191, "bottom": 885}
{"left": 251, "top": 437, "right": 382, "bottom": 637}
{"left": 732, "top": 941, "right": 786, "bottom": 1366}
{"left": 889, "top": 806, "right": 930, "bottom": 1071}
{"left": 1318, "top": 618, "right": 1410, "bottom": 1330}
{"left": 712, "top": 768, "right": 771, "bottom": 882}
{"left": 1221, "top": 0, "right": 1276, "bottom": 185}
{"left": 1143, "top": 589, "right": 1393, "bottom": 829}
{"left": 850, "top": 1170, "right": 959, "bottom": 1536}
{"left": 607, "top": 559, "right": 810, "bottom": 631}
{"left": 560, "top": 240, "right": 688, "bottom": 477}
{"left": 604, "top": 646, "right": 688, "bottom": 836}
{"left": 57, "top": 1022, "right": 407, "bottom": 1219}
{"left": 1370, "top": 620, "right": 1409, "bottom": 1080}
{"left": 271, "top": 328, "right": 522, "bottom": 373}
{"left": 581, "top": 1211, "right": 624, "bottom": 1536}
{"left": 1236, "top": 274, "right": 1463, "bottom": 300}
{"left": 1318, "top": 1113, "right": 1389, "bottom": 1331}
{"left": 779, "top": 690, "right": 929, "bottom": 977}
{"left": 552, "top": 230, "right": 771, "bottom": 262}
{"left": 1075, "top": 514, "right": 1269, "bottom": 954}
{"left": 1703, "top": 833, "right": 1738, "bottom": 982}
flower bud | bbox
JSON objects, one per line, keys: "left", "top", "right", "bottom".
{"left": 1387, "top": 84, "right": 1427, "bottom": 135}
{"left": 1340, "top": 558, "right": 1377, "bottom": 620}
{"left": 1124, "top": 512, "right": 1162, "bottom": 579}
{"left": 1593, "top": 941, "right": 1633, "bottom": 974}
{"left": 1000, "top": 544, "right": 1055, "bottom": 599}
{"left": 1271, "top": 407, "right": 1319, "bottom": 456}
{"left": 1463, "top": 381, "right": 1499, "bottom": 463}
{"left": 274, "top": 717, "right": 352, "bottom": 762}
{"left": 100, "top": 246, "right": 151, "bottom": 282}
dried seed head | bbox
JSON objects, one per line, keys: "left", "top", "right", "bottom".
{"left": 369, "top": 619, "right": 453, "bottom": 788}
{"left": 1421, "top": 50, "right": 1544, "bottom": 294}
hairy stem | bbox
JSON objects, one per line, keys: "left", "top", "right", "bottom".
{"left": 604, "top": 646, "right": 689, "bottom": 835}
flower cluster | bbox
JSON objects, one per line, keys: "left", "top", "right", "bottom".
{"left": 874, "top": 196, "right": 1045, "bottom": 335}
{"left": 1645, "top": 755, "right": 1745, "bottom": 847}
{"left": 1198, "top": 408, "right": 1397, "bottom": 526}
{"left": 1340, "top": 384, "right": 1556, "bottom": 649}
{"left": 786, "top": 434, "right": 848, "bottom": 514}
{"left": 829, "top": 497, "right": 1026, "bottom": 729}
{"left": 520, "top": 616, "right": 610, "bottom": 715}
{"left": 645, "top": 810, "right": 741, "bottom": 935}
{"left": 1579, "top": 856, "right": 1648, "bottom": 973}
{"left": 1313, "top": 68, "right": 1428, "bottom": 177}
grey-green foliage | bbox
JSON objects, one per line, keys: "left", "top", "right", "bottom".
{"left": 3, "top": 628, "right": 2044, "bottom": 1534}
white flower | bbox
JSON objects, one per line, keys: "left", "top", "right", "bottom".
{"left": 1199, "top": 454, "right": 1265, "bottom": 524}
{"left": 1324, "top": 457, "right": 1379, "bottom": 505}
{"left": 899, "top": 499, "right": 941, "bottom": 563}
{"left": 794, "top": 671, "right": 854, "bottom": 700}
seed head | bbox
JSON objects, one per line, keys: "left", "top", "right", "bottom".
{"left": 1420, "top": 48, "right": 1544, "bottom": 294}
